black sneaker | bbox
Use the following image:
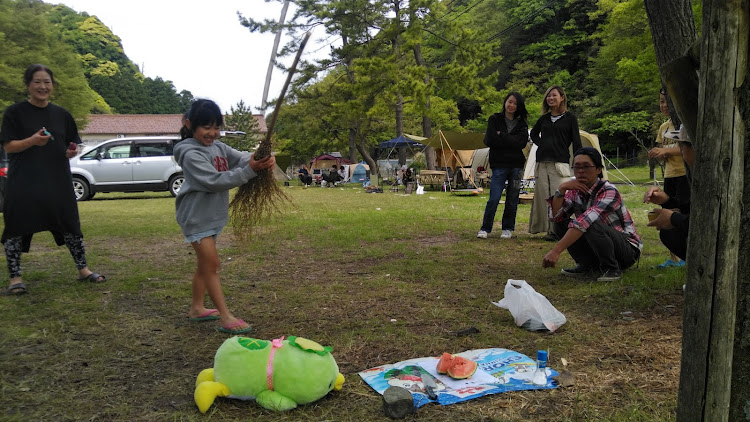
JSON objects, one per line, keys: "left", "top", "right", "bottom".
{"left": 542, "top": 233, "right": 559, "bottom": 242}
{"left": 561, "top": 265, "right": 594, "bottom": 277}
{"left": 597, "top": 269, "right": 622, "bottom": 282}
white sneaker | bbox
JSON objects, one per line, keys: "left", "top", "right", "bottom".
{"left": 500, "top": 230, "right": 512, "bottom": 239}
{"left": 477, "top": 230, "right": 488, "bottom": 239}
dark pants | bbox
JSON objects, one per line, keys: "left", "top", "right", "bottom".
{"left": 5, "top": 233, "right": 87, "bottom": 278}
{"left": 660, "top": 228, "right": 687, "bottom": 261}
{"left": 299, "top": 174, "right": 312, "bottom": 185}
{"left": 553, "top": 220, "right": 640, "bottom": 272}
{"left": 663, "top": 175, "right": 690, "bottom": 204}
{"left": 480, "top": 167, "right": 522, "bottom": 232}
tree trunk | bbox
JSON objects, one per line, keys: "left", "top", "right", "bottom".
{"left": 261, "top": 0, "right": 290, "bottom": 111}
{"left": 647, "top": 0, "right": 748, "bottom": 420}
{"left": 733, "top": 52, "right": 750, "bottom": 421}
{"left": 396, "top": 94, "right": 404, "bottom": 137}
{"left": 355, "top": 127, "right": 378, "bottom": 178}
{"left": 411, "top": 42, "right": 436, "bottom": 169}
{"left": 644, "top": 0, "right": 697, "bottom": 128}
{"left": 729, "top": 4, "right": 750, "bottom": 420}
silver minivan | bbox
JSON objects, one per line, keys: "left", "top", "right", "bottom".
{"left": 69, "top": 136, "right": 183, "bottom": 201}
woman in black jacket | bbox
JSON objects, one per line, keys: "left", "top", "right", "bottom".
{"left": 528, "top": 86, "right": 582, "bottom": 240}
{"left": 477, "top": 92, "right": 529, "bottom": 239}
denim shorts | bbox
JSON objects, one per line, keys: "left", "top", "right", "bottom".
{"left": 184, "top": 225, "right": 224, "bottom": 244}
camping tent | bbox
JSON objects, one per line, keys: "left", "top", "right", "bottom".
{"left": 522, "top": 130, "right": 608, "bottom": 182}
{"left": 310, "top": 152, "right": 350, "bottom": 170}
{"left": 404, "top": 131, "right": 485, "bottom": 170}
{"left": 273, "top": 154, "right": 291, "bottom": 181}
{"left": 349, "top": 163, "right": 370, "bottom": 184}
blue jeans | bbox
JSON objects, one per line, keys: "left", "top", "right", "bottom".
{"left": 481, "top": 168, "right": 522, "bottom": 232}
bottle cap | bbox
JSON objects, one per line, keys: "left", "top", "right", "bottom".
{"left": 537, "top": 350, "right": 548, "bottom": 362}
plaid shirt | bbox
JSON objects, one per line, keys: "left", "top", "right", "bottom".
{"left": 547, "top": 179, "right": 643, "bottom": 251}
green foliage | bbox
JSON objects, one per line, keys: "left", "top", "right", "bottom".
{"left": 0, "top": 0, "right": 193, "bottom": 118}
{"left": 0, "top": 0, "right": 97, "bottom": 125}
{"left": 223, "top": 100, "right": 263, "bottom": 152}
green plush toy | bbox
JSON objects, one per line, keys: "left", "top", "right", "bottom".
{"left": 194, "top": 336, "right": 345, "bottom": 413}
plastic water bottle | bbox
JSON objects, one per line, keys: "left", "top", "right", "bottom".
{"left": 532, "top": 350, "right": 548, "bottom": 386}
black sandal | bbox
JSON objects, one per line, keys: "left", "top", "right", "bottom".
{"left": 7, "top": 282, "right": 27, "bottom": 295}
{"left": 77, "top": 273, "right": 107, "bottom": 283}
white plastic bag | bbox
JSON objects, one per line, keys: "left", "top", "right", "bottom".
{"left": 416, "top": 184, "right": 425, "bottom": 195}
{"left": 492, "top": 279, "right": 566, "bottom": 333}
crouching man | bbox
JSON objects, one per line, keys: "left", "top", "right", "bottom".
{"left": 541, "top": 147, "right": 642, "bottom": 282}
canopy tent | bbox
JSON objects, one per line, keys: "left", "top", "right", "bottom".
{"left": 405, "top": 131, "right": 485, "bottom": 189}
{"left": 377, "top": 135, "right": 425, "bottom": 150}
{"left": 404, "top": 131, "right": 484, "bottom": 169}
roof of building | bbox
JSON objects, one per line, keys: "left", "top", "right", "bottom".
{"left": 80, "top": 114, "right": 267, "bottom": 135}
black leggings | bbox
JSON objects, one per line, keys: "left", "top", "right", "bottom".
{"left": 4, "top": 233, "right": 87, "bottom": 278}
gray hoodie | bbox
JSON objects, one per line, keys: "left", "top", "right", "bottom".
{"left": 173, "top": 138, "right": 257, "bottom": 237}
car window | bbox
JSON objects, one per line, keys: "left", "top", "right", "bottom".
{"left": 80, "top": 142, "right": 133, "bottom": 160}
{"left": 98, "top": 144, "right": 132, "bottom": 159}
{"left": 135, "top": 141, "right": 172, "bottom": 157}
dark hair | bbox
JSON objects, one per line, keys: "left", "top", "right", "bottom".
{"left": 574, "top": 147, "right": 603, "bottom": 168}
{"left": 24, "top": 64, "right": 54, "bottom": 86}
{"left": 574, "top": 147, "right": 604, "bottom": 179}
{"left": 659, "top": 87, "right": 667, "bottom": 95}
{"left": 181, "top": 99, "right": 223, "bottom": 140}
{"left": 502, "top": 91, "right": 528, "bottom": 122}
{"left": 179, "top": 112, "right": 191, "bottom": 140}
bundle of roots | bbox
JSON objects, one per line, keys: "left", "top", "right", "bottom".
{"left": 229, "top": 143, "right": 289, "bottom": 239}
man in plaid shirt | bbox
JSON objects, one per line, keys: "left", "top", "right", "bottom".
{"left": 541, "top": 147, "right": 642, "bottom": 282}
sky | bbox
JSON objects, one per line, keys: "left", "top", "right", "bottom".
{"left": 53, "top": 0, "right": 328, "bottom": 114}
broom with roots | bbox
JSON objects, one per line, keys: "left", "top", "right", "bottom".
{"left": 230, "top": 32, "right": 310, "bottom": 238}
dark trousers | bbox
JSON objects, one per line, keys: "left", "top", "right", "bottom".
{"left": 299, "top": 174, "right": 312, "bottom": 185}
{"left": 660, "top": 228, "right": 687, "bottom": 261}
{"left": 480, "top": 167, "right": 522, "bottom": 232}
{"left": 553, "top": 220, "right": 640, "bottom": 271}
{"left": 663, "top": 175, "right": 690, "bottom": 204}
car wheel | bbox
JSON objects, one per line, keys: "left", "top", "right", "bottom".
{"left": 72, "top": 177, "right": 90, "bottom": 201}
{"left": 169, "top": 174, "right": 184, "bottom": 197}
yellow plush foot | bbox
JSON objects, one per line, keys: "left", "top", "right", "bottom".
{"left": 194, "top": 381, "right": 230, "bottom": 413}
{"left": 334, "top": 373, "right": 345, "bottom": 391}
{"left": 195, "top": 368, "right": 215, "bottom": 387}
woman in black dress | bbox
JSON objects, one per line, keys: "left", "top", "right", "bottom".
{"left": 1, "top": 64, "right": 106, "bottom": 295}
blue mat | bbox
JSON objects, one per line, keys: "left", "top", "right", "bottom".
{"left": 359, "top": 348, "right": 558, "bottom": 407}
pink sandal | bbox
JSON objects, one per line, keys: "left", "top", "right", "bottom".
{"left": 217, "top": 319, "right": 252, "bottom": 334}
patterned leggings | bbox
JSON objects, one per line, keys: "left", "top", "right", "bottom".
{"left": 4, "top": 233, "right": 87, "bottom": 279}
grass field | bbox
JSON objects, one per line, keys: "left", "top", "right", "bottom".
{"left": 0, "top": 166, "right": 685, "bottom": 421}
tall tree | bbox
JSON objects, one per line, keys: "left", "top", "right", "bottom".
{"left": 646, "top": 0, "right": 748, "bottom": 420}
{"left": 224, "top": 100, "right": 262, "bottom": 152}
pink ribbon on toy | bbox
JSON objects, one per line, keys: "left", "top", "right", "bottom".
{"left": 266, "top": 336, "right": 285, "bottom": 391}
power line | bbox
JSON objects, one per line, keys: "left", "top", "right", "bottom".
{"left": 446, "top": 0, "right": 487, "bottom": 23}
{"left": 486, "top": 0, "right": 555, "bottom": 43}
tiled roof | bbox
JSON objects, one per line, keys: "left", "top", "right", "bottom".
{"left": 80, "top": 114, "right": 268, "bottom": 135}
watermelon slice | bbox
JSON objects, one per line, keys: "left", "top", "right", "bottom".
{"left": 436, "top": 352, "right": 478, "bottom": 379}
{"left": 436, "top": 352, "right": 455, "bottom": 374}
{"left": 447, "top": 356, "right": 478, "bottom": 379}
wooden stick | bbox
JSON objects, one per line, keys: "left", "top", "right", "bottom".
{"left": 256, "top": 31, "right": 311, "bottom": 159}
